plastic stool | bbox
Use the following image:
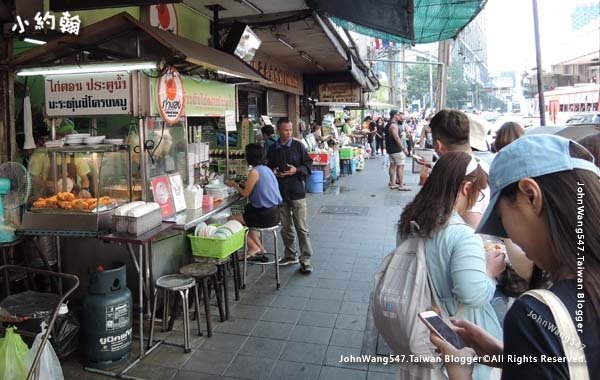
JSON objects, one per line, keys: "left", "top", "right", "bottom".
{"left": 242, "top": 224, "right": 282, "bottom": 290}
{"left": 148, "top": 275, "right": 201, "bottom": 353}
{"left": 180, "top": 262, "right": 224, "bottom": 336}
{"left": 340, "top": 159, "right": 352, "bottom": 175}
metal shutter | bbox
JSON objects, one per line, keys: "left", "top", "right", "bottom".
{"left": 267, "top": 91, "right": 288, "bottom": 117}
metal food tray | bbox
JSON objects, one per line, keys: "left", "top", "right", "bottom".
{"left": 127, "top": 209, "right": 163, "bottom": 236}
{"left": 21, "top": 209, "right": 115, "bottom": 233}
{"left": 112, "top": 214, "right": 130, "bottom": 233}
{"left": 30, "top": 203, "right": 117, "bottom": 214}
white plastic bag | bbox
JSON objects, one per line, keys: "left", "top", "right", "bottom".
{"left": 23, "top": 323, "right": 64, "bottom": 380}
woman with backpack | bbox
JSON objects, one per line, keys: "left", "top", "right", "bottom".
{"left": 431, "top": 135, "right": 599, "bottom": 380}
{"left": 397, "top": 151, "right": 505, "bottom": 380}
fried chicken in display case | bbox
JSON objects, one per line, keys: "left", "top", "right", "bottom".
{"left": 22, "top": 144, "right": 134, "bottom": 234}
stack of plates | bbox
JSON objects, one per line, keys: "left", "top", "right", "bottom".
{"left": 84, "top": 135, "right": 105, "bottom": 145}
{"left": 204, "top": 183, "right": 228, "bottom": 200}
{"left": 65, "top": 133, "right": 90, "bottom": 146}
{"left": 105, "top": 138, "right": 124, "bottom": 145}
{"left": 45, "top": 140, "right": 65, "bottom": 148}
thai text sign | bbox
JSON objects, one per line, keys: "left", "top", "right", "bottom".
{"left": 44, "top": 72, "right": 131, "bottom": 117}
{"left": 251, "top": 56, "right": 303, "bottom": 95}
{"left": 152, "top": 77, "right": 235, "bottom": 117}
{"left": 318, "top": 83, "right": 361, "bottom": 103}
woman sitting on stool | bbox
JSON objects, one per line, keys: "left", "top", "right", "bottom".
{"left": 227, "top": 143, "right": 282, "bottom": 261}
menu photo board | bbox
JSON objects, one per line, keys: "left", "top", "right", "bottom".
{"left": 168, "top": 173, "right": 187, "bottom": 213}
{"left": 44, "top": 72, "right": 131, "bottom": 117}
{"left": 151, "top": 175, "right": 175, "bottom": 218}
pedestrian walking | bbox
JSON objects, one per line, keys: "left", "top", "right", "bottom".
{"left": 266, "top": 118, "right": 315, "bottom": 273}
{"left": 492, "top": 121, "right": 524, "bottom": 152}
{"left": 375, "top": 117, "right": 385, "bottom": 155}
{"left": 384, "top": 110, "right": 410, "bottom": 191}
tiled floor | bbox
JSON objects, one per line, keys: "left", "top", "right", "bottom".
{"left": 62, "top": 155, "right": 417, "bottom": 380}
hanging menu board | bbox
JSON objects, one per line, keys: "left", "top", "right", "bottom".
{"left": 44, "top": 72, "right": 132, "bottom": 117}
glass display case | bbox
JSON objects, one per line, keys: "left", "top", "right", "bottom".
{"left": 21, "top": 144, "right": 132, "bottom": 236}
{"left": 143, "top": 117, "right": 188, "bottom": 185}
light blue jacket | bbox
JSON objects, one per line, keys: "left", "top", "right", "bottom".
{"left": 425, "top": 212, "right": 502, "bottom": 380}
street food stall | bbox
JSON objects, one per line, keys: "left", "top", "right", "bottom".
{"left": 3, "top": 12, "right": 266, "bottom": 376}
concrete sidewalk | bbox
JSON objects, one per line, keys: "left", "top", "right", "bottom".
{"left": 63, "top": 156, "right": 420, "bottom": 380}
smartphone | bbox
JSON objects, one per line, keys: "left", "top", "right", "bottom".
{"left": 418, "top": 311, "right": 466, "bottom": 349}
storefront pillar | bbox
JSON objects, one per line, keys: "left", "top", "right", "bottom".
{"left": 288, "top": 94, "right": 301, "bottom": 137}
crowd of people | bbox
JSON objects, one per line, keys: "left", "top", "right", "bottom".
{"left": 226, "top": 108, "right": 599, "bottom": 380}
{"left": 394, "top": 109, "right": 599, "bottom": 380}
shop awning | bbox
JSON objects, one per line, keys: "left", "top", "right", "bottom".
{"left": 2, "top": 12, "right": 268, "bottom": 84}
{"left": 330, "top": 0, "right": 487, "bottom": 44}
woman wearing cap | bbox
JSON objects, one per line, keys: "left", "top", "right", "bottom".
{"left": 398, "top": 151, "right": 504, "bottom": 380}
{"left": 431, "top": 135, "right": 600, "bottom": 379}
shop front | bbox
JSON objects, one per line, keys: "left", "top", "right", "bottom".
{"left": 2, "top": 12, "right": 267, "bottom": 375}
{"left": 236, "top": 51, "right": 304, "bottom": 136}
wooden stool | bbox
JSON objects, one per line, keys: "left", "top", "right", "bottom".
{"left": 193, "top": 254, "right": 240, "bottom": 321}
{"left": 180, "top": 262, "right": 224, "bottom": 336}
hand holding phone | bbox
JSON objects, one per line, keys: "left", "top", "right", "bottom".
{"left": 419, "top": 311, "right": 466, "bottom": 349}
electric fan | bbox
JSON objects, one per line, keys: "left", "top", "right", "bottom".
{"left": 0, "top": 162, "right": 31, "bottom": 242}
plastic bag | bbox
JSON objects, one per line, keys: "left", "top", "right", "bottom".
{"left": 0, "top": 327, "right": 29, "bottom": 380}
{"left": 50, "top": 311, "right": 80, "bottom": 359}
{"left": 23, "top": 323, "right": 64, "bottom": 380}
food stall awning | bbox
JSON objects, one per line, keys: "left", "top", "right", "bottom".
{"left": 329, "top": 0, "right": 487, "bottom": 44}
{"left": 2, "top": 12, "right": 268, "bottom": 84}
{"left": 525, "top": 125, "right": 600, "bottom": 141}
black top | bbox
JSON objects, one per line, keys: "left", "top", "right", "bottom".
{"left": 367, "top": 122, "right": 376, "bottom": 143}
{"left": 376, "top": 123, "right": 385, "bottom": 139}
{"left": 502, "top": 280, "right": 599, "bottom": 379}
{"left": 266, "top": 139, "right": 312, "bottom": 202}
{"left": 384, "top": 122, "right": 402, "bottom": 154}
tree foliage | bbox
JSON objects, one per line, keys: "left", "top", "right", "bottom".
{"left": 406, "top": 60, "right": 437, "bottom": 108}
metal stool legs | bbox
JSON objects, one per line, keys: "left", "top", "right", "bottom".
{"left": 242, "top": 226, "right": 281, "bottom": 289}
{"left": 148, "top": 276, "right": 200, "bottom": 353}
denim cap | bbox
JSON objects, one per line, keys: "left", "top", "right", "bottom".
{"left": 476, "top": 134, "right": 600, "bottom": 238}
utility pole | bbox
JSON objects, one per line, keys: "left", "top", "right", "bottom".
{"left": 532, "top": 0, "right": 546, "bottom": 125}
{"left": 400, "top": 43, "right": 406, "bottom": 112}
{"left": 436, "top": 40, "right": 450, "bottom": 109}
{"left": 388, "top": 48, "right": 396, "bottom": 108}
{"left": 428, "top": 51, "right": 434, "bottom": 110}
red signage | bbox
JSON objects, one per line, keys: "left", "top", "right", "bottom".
{"left": 157, "top": 66, "right": 185, "bottom": 125}
{"left": 151, "top": 175, "right": 175, "bottom": 218}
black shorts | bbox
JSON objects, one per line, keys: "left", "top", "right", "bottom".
{"left": 243, "top": 204, "right": 280, "bottom": 228}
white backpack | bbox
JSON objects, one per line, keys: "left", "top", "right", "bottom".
{"left": 372, "top": 235, "right": 441, "bottom": 366}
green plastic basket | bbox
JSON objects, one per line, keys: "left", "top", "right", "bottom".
{"left": 340, "top": 147, "right": 354, "bottom": 159}
{"left": 188, "top": 225, "right": 248, "bottom": 259}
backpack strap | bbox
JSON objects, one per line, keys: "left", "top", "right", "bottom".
{"left": 522, "top": 289, "right": 589, "bottom": 380}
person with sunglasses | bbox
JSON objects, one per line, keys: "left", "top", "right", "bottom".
{"left": 397, "top": 152, "right": 505, "bottom": 380}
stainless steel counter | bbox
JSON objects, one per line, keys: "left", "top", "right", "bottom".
{"left": 166, "top": 195, "right": 242, "bottom": 230}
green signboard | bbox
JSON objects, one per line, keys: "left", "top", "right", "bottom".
{"left": 151, "top": 75, "right": 236, "bottom": 117}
